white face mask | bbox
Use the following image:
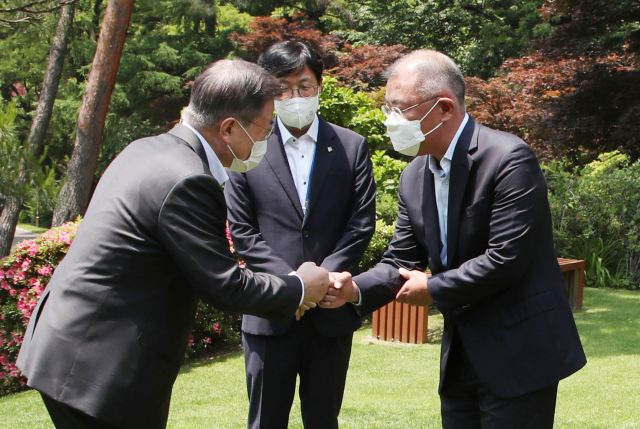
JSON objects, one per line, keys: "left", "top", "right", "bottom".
{"left": 384, "top": 99, "right": 444, "bottom": 157}
{"left": 227, "top": 121, "right": 269, "bottom": 173}
{"left": 274, "top": 95, "right": 319, "bottom": 129}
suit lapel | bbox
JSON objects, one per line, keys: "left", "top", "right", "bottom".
{"left": 303, "top": 119, "right": 337, "bottom": 225}
{"left": 265, "top": 129, "right": 304, "bottom": 220}
{"left": 446, "top": 118, "right": 477, "bottom": 266}
{"left": 168, "top": 124, "right": 209, "bottom": 171}
{"left": 421, "top": 159, "right": 445, "bottom": 272}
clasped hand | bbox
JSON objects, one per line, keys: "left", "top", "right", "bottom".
{"left": 294, "top": 266, "right": 359, "bottom": 319}
{"left": 294, "top": 266, "right": 433, "bottom": 320}
{"left": 395, "top": 267, "right": 433, "bottom": 306}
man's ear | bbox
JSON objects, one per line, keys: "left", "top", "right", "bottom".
{"left": 438, "top": 98, "right": 456, "bottom": 121}
{"left": 218, "top": 117, "right": 236, "bottom": 142}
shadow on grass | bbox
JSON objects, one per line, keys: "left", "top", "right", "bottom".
{"left": 177, "top": 287, "right": 636, "bottom": 377}
{"left": 358, "top": 288, "right": 640, "bottom": 356}
{"left": 572, "top": 288, "right": 640, "bottom": 358}
{"left": 180, "top": 345, "right": 243, "bottom": 374}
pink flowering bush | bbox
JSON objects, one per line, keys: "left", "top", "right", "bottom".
{"left": 0, "top": 220, "right": 79, "bottom": 395}
{"left": 0, "top": 221, "right": 244, "bottom": 396}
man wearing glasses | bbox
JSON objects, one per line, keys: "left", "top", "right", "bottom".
{"left": 325, "top": 50, "right": 586, "bottom": 428}
{"left": 224, "top": 40, "right": 376, "bottom": 429}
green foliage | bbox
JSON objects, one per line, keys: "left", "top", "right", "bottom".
{"left": 187, "top": 302, "right": 241, "bottom": 359}
{"left": 371, "top": 150, "right": 407, "bottom": 196}
{"left": 2, "top": 289, "right": 640, "bottom": 428}
{"left": 217, "top": 3, "right": 253, "bottom": 32}
{"left": 359, "top": 219, "right": 395, "bottom": 272}
{"left": 18, "top": 160, "right": 60, "bottom": 228}
{"left": 0, "top": 12, "right": 53, "bottom": 99}
{"left": 318, "top": 76, "right": 388, "bottom": 151}
{"left": 0, "top": 219, "right": 248, "bottom": 395}
{"left": 0, "top": 220, "right": 79, "bottom": 395}
{"left": 0, "top": 99, "right": 60, "bottom": 227}
{"left": 340, "top": 0, "right": 547, "bottom": 78}
{"left": 1, "top": 0, "right": 255, "bottom": 230}
{"left": 97, "top": 114, "right": 159, "bottom": 177}
{"left": 544, "top": 151, "right": 640, "bottom": 289}
{"left": 371, "top": 150, "right": 408, "bottom": 224}
{"left": 0, "top": 99, "right": 26, "bottom": 200}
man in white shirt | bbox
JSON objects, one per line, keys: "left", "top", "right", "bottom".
{"left": 224, "top": 41, "right": 377, "bottom": 429}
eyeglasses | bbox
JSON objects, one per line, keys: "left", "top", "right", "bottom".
{"left": 381, "top": 96, "right": 440, "bottom": 118}
{"left": 276, "top": 84, "right": 320, "bottom": 100}
{"left": 249, "top": 120, "right": 275, "bottom": 140}
{"left": 235, "top": 118, "right": 275, "bottom": 141}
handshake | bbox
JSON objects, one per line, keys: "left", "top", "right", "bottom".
{"left": 294, "top": 262, "right": 434, "bottom": 319}
{"left": 294, "top": 262, "right": 358, "bottom": 320}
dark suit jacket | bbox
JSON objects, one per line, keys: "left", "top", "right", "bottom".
{"left": 354, "top": 117, "right": 586, "bottom": 398}
{"left": 225, "top": 118, "right": 376, "bottom": 337}
{"left": 17, "top": 125, "right": 302, "bottom": 428}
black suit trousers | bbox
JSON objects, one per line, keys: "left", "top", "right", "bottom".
{"left": 440, "top": 331, "right": 558, "bottom": 429}
{"left": 41, "top": 394, "right": 119, "bottom": 429}
{"left": 242, "top": 316, "right": 353, "bottom": 429}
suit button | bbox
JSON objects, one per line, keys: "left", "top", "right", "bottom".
{"left": 303, "top": 231, "right": 310, "bottom": 238}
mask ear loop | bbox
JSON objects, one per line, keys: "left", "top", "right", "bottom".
{"left": 418, "top": 98, "right": 442, "bottom": 122}
{"left": 418, "top": 98, "right": 445, "bottom": 138}
{"left": 423, "top": 121, "right": 444, "bottom": 137}
{"left": 228, "top": 119, "right": 255, "bottom": 161}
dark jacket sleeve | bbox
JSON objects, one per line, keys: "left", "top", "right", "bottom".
{"left": 157, "top": 174, "right": 301, "bottom": 319}
{"left": 428, "top": 143, "right": 549, "bottom": 316}
{"left": 321, "top": 137, "right": 377, "bottom": 272}
{"left": 224, "top": 170, "right": 294, "bottom": 275}
{"left": 354, "top": 168, "right": 429, "bottom": 316}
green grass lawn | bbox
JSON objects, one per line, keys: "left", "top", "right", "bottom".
{"left": 1, "top": 288, "right": 639, "bottom": 428}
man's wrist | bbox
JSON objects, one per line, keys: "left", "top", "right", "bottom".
{"left": 289, "top": 271, "right": 305, "bottom": 307}
{"left": 349, "top": 281, "right": 362, "bottom": 306}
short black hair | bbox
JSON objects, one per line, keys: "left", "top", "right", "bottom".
{"left": 258, "top": 40, "right": 324, "bottom": 83}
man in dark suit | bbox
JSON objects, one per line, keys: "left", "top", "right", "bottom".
{"left": 17, "top": 59, "right": 331, "bottom": 429}
{"left": 224, "top": 41, "right": 376, "bottom": 429}
{"left": 324, "top": 50, "right": 586, "bottom": 428}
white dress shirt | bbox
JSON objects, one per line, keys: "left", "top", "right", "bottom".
{"left": 427, "top": 113, "right": 469, "bottom": 268}
{"left": 183, "top": 121, "right": 305, "bottom": 305}
{"left": 182, "top": 122, "right": 229, "bottom": 186}
{"left": 278, "top": 115, "right": 319, "bottom": 215}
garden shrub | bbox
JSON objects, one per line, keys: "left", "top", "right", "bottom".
{"left": 358, "top": 219, "right": 395, "bottom": 272}
{"left": 318, "top": 77, "right": 388, "bottom": 152}
{"left": 371, "top": 149, "right": 408, "bottom": 224}
{"left": 0, "top": 220, "right": 243, "bottom": 396}
{"left": 0, "top": 220, "right": 79, "bottom": 395}
{"left": 544, "top": 151, "right": 640, "bottom": 289}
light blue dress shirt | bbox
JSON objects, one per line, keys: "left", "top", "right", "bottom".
{"left": 427, "top": 113, "right": 469, "bottom": 268}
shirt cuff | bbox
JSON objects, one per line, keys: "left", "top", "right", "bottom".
{"left": 351, "top": 281, "right": 362, "bottom": 306}
{"left": 289, "top": 271, "right": 305, "bottom": 307}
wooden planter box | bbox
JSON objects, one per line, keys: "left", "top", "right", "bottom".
{"left": 557, "top": 257, "right": 585, "bottom": 311}
{"left": 371, "top": 258, "right": 585, "bottom": 344}
{"left": 371, "top": 301, "right": 429, "bottom": 344}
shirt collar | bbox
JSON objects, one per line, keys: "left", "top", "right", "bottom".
{"left": 181, "top": 121, "right": 229, "bottom": 185}
{"left": 428, "top": 113, "right": 469, "bottom": 177}
{"left": 277, "top": 115, "right": 319, "bottom": 145}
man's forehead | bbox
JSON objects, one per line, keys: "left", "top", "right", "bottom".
{"left": 279, "top": 65, "right": 317, "bottom": 83}
{"left": 385, "top": 76, "right": 420, "bottom": 106}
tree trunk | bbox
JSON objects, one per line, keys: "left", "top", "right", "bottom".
{"left": 0, "top": 2, "right": 76, "bottom": 257}
{"left": 52, "top": 0, "right": 135, "bottom": 226}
